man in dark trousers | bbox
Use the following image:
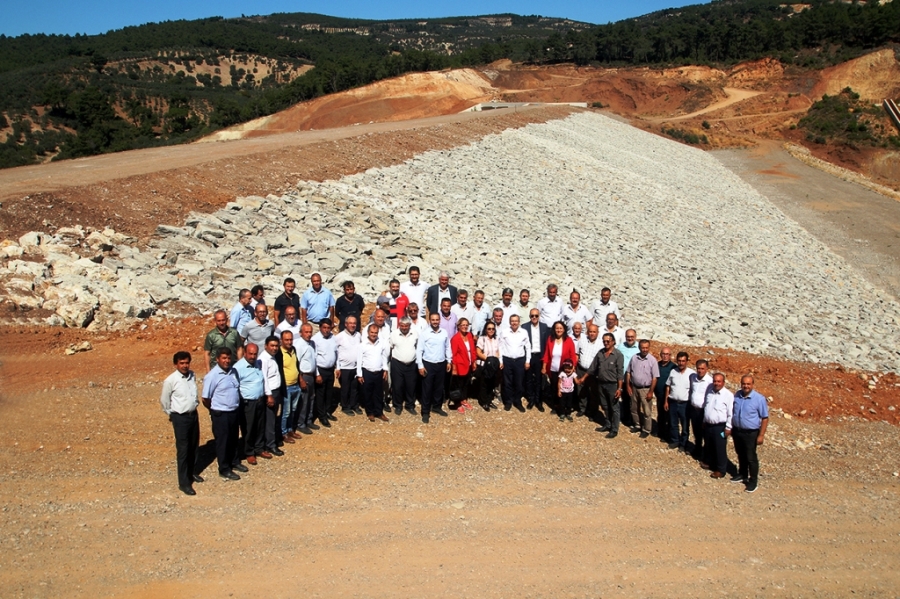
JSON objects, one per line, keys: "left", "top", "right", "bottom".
{"left": 160, "top": 351, "right": 202, "bottom": 495}
{"left": 521, "top": 308, "right": 550, "bottom": 411}
{"left": 589, "top": 333, "right": 624, "bottom": 438}
{"left": 731, "top": 375, "right": 769, "bottom": 493}
{"left": 201, "top": 348, "right": 247, "bottom": 481}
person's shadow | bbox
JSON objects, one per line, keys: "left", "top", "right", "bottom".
{"left": 195, "top": 440, "right": 217, "bottom": 475}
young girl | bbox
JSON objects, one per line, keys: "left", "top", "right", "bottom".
{"left": 557, "top": 360, "right": 576, "bottom": 422}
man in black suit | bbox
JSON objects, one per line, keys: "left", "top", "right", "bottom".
{"left": 521, "top": 308, "right": 551, "bottom": 411}
{"left": 425, "top": 271, "right": 458, "bottom": 316}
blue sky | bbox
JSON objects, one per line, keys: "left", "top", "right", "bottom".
{"left": 2, "top": 1, "right": 705, "bottom": 37}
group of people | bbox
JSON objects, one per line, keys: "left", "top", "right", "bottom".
{"left": 160, "top": 267, "right": 769, "bottom": 496}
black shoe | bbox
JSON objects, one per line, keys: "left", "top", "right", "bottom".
{"left": 433, "top": 407, "right": 448, "bottom": 417}
{"left": 342, "top": 409, "right": 355, "bottom": 416}
{"left": 422, "top": 414, "right": 430, "bottom": 424}
{"left": 596, "top": 425, "right": 611, "bottom": 433}
{"left": 481, "top": 403, "right": 491, "bottom": 412}
{"left": 629, "top": 426, "right": 640, "bottom": 433}
{"left": 308, "top": 423, "right": 320, "bottom": 430}
{"left": 319, "top": 418, "right": 332, "bottom": 428}
{"left": 297, "top": 427, "right": 313, "bottom": 435}
{"left": 668, "top": 442, "right": 680, "bottom": 449}
{"left": 731, "top": 474, "right": 747, "bottom": 483}
{"left": 405, "top": 407, "right": 417, "bottom": 415}
{"left": 559, "top": 415, "right": 566, "bottom": 422}
{"left": 536, "top": 404, "right": 545, "bottom": 412}
{"left": 639, "top": 432, "right": 650, "bottom": 439}
{"left": 605, "top": 431, "right": 618, "bottom": 439}
{"left": 745, "top": 481, "right": 758, "bottom": 493}
{"left": 179, "top": 485, "right": 196, "bottom": 496}
{"left": 232, "top": 463, "right": 249, "bottom": 473}
{"left": 271, "top": 448, "right": 285, "bottom": 456}
{"left": 192, "top": 474, "right": 204, "bottom": 483}
{"left": 515, "top": 404, "right": 526, "bottom": 413}
{"left": 219, "top": 471, "right": 241, "bottom": 481}
{"left": 354, "top": 407, "right": 364, "bottom": 415}
{"left": 566, "top": 414, "right": 573, "bottom": 422}
{"left": 394, "top": 406, "right": 403, "bottom": 415}
{"left": 576, "top": 411, "right": 585, "bottom": 418}
{"left": 328, "top": 413, "right": 339, "bottom": 421}
{"left": 526, "top": 402, "right": 534, "bottom": 410}
{"left": 503, "top": 404, "right": 512, "bottom": 411}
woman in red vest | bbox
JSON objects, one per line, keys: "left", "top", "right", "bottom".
{"left": 450, "top": 318, "right": 478, "bottom": 412}
{"left": 542, "top": 321, "right": 576, "bottom": 413}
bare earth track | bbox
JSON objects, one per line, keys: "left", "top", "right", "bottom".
{"left": 1, "top": 85, "right": 900, "bottom": 596}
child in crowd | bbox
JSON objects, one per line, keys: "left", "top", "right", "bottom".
{"left": 557, "top": 360, "right": 576, "bottom": 422}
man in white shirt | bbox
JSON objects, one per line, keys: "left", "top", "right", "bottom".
{"left": 399, "top": 265, "right": 428, "bottom": 318}
{"left": 416, "top": 313, "right": 452, "bottom": 423}
{"left": 602, "top": 313, "right": 625, "bottom": 346}
{"left": 294, "top": 324, "right": 319, "bottom": 434}
{"left": 574, "top": 324, "right": 603, "bottom": 419}
{"left": 498, "top": 315, "right": 529, "bottom": 412}
{"left": 406, "top": 303, "right": 430, "bottom": 335}
{"left": 591, "top": 287, "right": 622, "bottom": 327}
{"left": 335, "top": 316, "right": 362, "bottom": 416}
{"left": 258, "top": 336, "right": 284, "bottom": 457}
{"left": 357, "top": 324, "right": 391, "bottom": 422}
{"left": 312, "top": 320, "right": 339, "bottom": 428}
{"left": 664, "top": 351, "right": 695, "bottom": 451}
{"left": 450, "top": 289, "right": 475, "bottom": 329}
{"left": 494, "top": 288, "right": 517, "bottom": 332}
{"left": 703, "top": 373, "right": 734, "bottom": 478}
{"left": 561, "top": 290, "right": 591, "bottom": 333}
{"left": 274, "top": 306, "right": 301, "bottom": 338}
{"left": 390, "top": 317, "right": 419, "bottom": 415}
{"left": 537, "top": 284, "right": 564, "bottom": 327}
{"left": 687, "top": 359, "right": 713, "bottom": 462}
{"left": 160, "top": 351, "right": 201, "bottom": 495}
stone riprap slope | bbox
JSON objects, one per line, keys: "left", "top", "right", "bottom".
{"left": 1, "top": 112, "right": 898, "bottom": 372}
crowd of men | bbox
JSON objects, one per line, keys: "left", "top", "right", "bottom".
{"left": 161, "top": 267, "right": 769, "bottom": 496}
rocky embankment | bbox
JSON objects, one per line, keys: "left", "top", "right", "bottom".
{"left": 1, "top": 112, "right": 898, "bottom": 371}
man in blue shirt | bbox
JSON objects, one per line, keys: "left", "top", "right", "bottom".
{"left": 202, "top": 348, "right": 246, "bottom": 481}
{"left": 230, "top": 289, "right": 253, "bottom": 332}
{"left": 731, "top": 375, "right": 769, "bottom": 493}
{"left": 300, "top": 272, "right": 336, "bottom": 326}
{"left": 233, "top": 343, "right": 265, "bottom": 466}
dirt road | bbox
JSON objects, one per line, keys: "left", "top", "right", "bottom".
{"left": 714, "top": 140, "right": 900, "bottom": 299}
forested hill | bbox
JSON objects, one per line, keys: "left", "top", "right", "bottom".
{"left": 1, "top": 1, "right": 898, "bottom": 170}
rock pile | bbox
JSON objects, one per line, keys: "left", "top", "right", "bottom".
{"left": 1, "top": 112, "right": 898, "bottom": 372}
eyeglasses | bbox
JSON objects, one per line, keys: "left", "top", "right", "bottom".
{"left": 530, "top": 315, "right": 539, "bottom": 318}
